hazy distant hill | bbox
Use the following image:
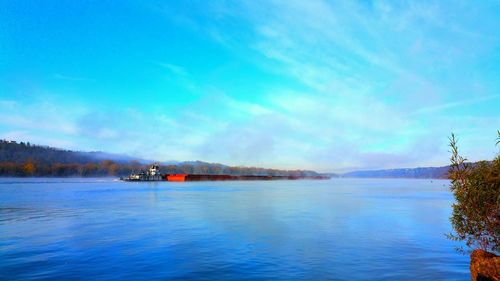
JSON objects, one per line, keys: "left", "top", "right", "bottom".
{"left": 342, "top": 166, "right": 449, "bottom": 179}
{"left": 322, "top": 173, "right": 340, "bottom": 178}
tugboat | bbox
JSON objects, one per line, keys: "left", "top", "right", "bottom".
{"left": 122, "top": 164, "right": 163, "bottom": 181}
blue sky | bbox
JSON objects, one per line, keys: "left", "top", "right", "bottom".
{"left": 1, "top": 0, "right": 499, "bottom": 172}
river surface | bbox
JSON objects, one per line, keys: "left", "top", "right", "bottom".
{"left": 0, "top": 178, "right": 469, "bottom": 280}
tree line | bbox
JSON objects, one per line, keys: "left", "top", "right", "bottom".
{"left": 0, "top": 160, "right": 318, "bottom": 177}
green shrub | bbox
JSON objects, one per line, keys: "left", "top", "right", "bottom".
{"left": 447, "top": 132, "right": 500, "bottom": 254}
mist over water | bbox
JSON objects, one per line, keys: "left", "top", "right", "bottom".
{"left": 0, "top": 178, "right": 468, "bottom": 280}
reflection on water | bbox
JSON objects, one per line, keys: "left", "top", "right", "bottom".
{"left": 0, "top": 178, "right": 469, "bottom": 280}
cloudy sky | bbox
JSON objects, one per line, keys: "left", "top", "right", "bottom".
{"left": 1, "top": 0, "right": 499, "bottom": 172}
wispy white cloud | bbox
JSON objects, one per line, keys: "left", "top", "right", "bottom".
{"left": 53, "top": 73, "right": 95, "bottom": 82}
{"left": 154, "top": 62, "right": 189, "bottom": 76}
{"left": 410, "top": 94, "right": 500, "bottom": 116}
{"left": 0, "top": 98, "right": 79, "bottom": 135}
{"left": 0, "top": 99, "right": 17, "bottom": 109}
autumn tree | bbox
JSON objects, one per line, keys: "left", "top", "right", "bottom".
{"left": 23, "top": 160, "right": 35, "bottom": 175}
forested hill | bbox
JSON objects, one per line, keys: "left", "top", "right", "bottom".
{"left": 342, "top": 166, "right": 449, "bottom": 179}
{"left": 0, "top": 140, "right": 320, "bottom": 177}
{"left": 2, "top": 140, "right": 105, "bottom": 164}
{"left": 0, "top": 140, "right": 147, "bottom": 164}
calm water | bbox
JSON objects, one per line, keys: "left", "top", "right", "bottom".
{"left": 0, "top": 178, "right": 469, "bottom": 280}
